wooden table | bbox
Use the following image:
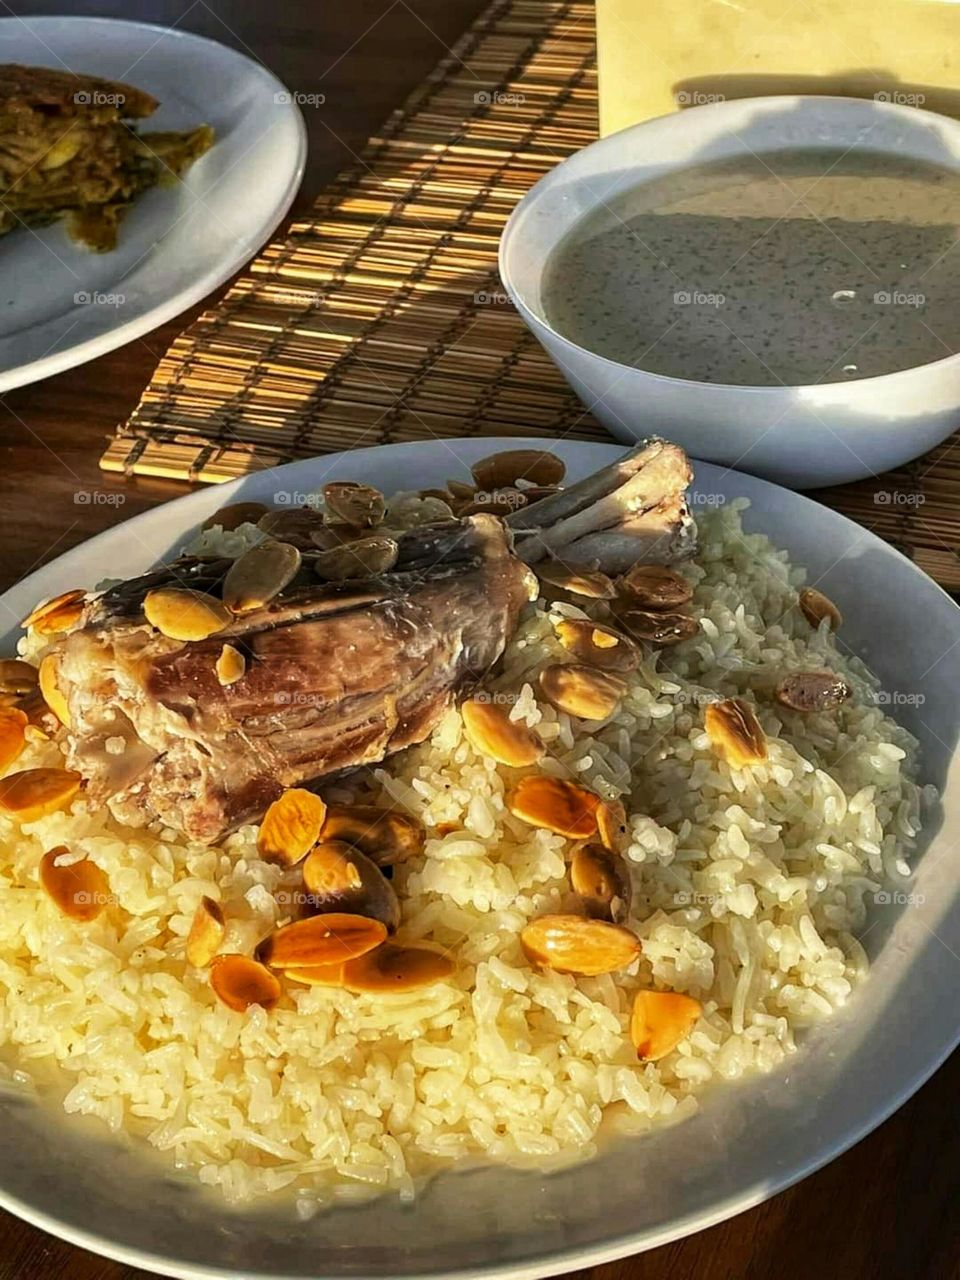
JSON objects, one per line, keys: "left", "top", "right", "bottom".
{"left": 0, "top": 3, "right": 956, "bottom": 1278}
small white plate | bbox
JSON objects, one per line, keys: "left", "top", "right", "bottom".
{"left": 0, "top": 16, "right": 306, "bottom": 391}
{"left": 0, "top": 439, "right": 957, "bottom": 1280}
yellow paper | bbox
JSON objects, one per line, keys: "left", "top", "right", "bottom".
{"left": 597, "top": 0, "right": 960, "bottom": 136}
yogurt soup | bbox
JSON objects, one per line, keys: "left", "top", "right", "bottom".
{"left": 541, "top": 148, "right": 960, "bottom": 385}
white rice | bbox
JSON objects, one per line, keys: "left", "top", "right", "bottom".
{"left": 0, "top": 500, "right": 930, "bottom": 1206}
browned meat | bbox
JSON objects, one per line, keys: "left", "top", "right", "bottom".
{"left": 58, "top": 516, "right": 530, "bottom": 843}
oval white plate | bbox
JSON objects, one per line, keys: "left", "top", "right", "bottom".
{"left": 0, "top": 439, "right": 957, "bottom": 1280}
{"left": 0, "top": 16, "right": 306, "bottom": 391}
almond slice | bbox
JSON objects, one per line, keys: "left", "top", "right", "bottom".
{"left": 461, "top": 698, "right": 545, "bottom": 768}
{"left": 186, "top": 896, "right": 226, "bottom": 967}
{"left": 341, "top": 942, "right": 455, "bottom": 993}
{"left": 0, "top": 707, "right": 28, "bottom": 771}
{"left": 615, "top": 608, "right": 698, "bottom": 648}
{"left": 596, "top": 797, "right": 628, "bottom": 853}
{"left": 215, "top": 644, "right": 246, "bottom": 686}
{"left": 799, "top": 586, "right": 842, "bottom": 630}
{"left": 143, "top": 588, "right": 231, "bottom": 642}
{"left": 539, "top": 664, "right": 625, "bottom": 721}
{"left": 21, "top": 589, "right": 85, "bottom": 634}
{"left": 570, "top": 844, "right": 632, "bottom": 922}
{"left": 258, "top": 913, "right": 387, "bottom": 969}
{"left": 320, "top": 805, "right": 424, "bottom": 865}
{"left": 257, "top": 788, "right": 327, "bottom": 866}
{"left": 40, "top": 847, "right": 110, "bottom": 922}
{"left": 520, "top": 914, "right": 640, "bottom": 976}
{"left": 507, "top": 775, "right": 599, "bottom": 839}
{"left": 775, "top": 671, "right": 851, "bottom": 713}
{"left": 0, "top": 659, "right": 39, "bottom": 696}
{"left": 0, "top": 767, "right": 81, "bottom": 822}
{"left": 314, "top": 536, "right": 399, "bottom": 581}
{"left": 535, "top": 561, "right": 615, "bottom": 600}
{"left": 302, "top": 841, "right": 400, "bottom": 931}
{"left": 223, "top": 539, "right": 301, "bottom": 613}
{"left": 201, "top": 501, "right": 268, "bottom": 531}
{"left": 554, "top": 619, "right": 639, "bottom": 673}
{"left": 38, "top": 653, "right": 70, "bottom": 727}
{"left": 630, "top": 990, "right": 702, "bottom": 1061}
{"left": 471, "top": 448, "right": 565, "bottom": 491}
{"left": 704, "top": 698, "right": 768, "bottom": 768}
{"left": 618, "top": 564, "right": 693, "bottom": 610}
{"left": 210, "top": 954, "right": 281, "bottom": 1012}
{"left": 322, "top": 481, "right": 386, "bottom": 528}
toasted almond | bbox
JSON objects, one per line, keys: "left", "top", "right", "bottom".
{"left": 571, "top": 845, "right": 631, "bottom": 922}
{"left": 258, "top": 506, "right": 326, "bottom": 540}
{"left": 630, "top": 990, "right": 702, "bottom": 1061}
{"left": 258, "top": 913, "right": 387, "bottom": 969}
{"left": 419, "top": 487, "right": 455, "bottom": 504}
{"left": 471, "top": 449, "right": 565, "bottom": 491}
{"left": 775, "top": 671, "right": 852, "bottom": 713}
{"left": 215, "top": 644, "right": 246, "bottom": 686}
{"left": 615, "top": 608, "right": 698, "bottom": 647}
{"left": 302, "top": 841, "right": 400, "bottom": 931}
{"left": 257, "top": 788, "right": 327, "bottom": 866}
{"left": 461, "top": 698, "right": 545, "bottom": 768}
{"left": 535, "top": 561, "right": 616, "bottom": 600}
{"left": 506, "top": 775, "right": 600, "bottom": 839}
{"left": 320, "top": 805, "right": 424, "bottom": 865}
{"left": 14, "top": 688, "right": 57, "bottom": 734}
{"left": 521, "top": 914, "right": 640, "bottom": 976}
{"left": 39, "top": 847, "right": 110, "bottom": 922}
{"left": 341, "top": 942, "right": 455, "bottom": 993}
{"left": 186, "top": 896, "right": 226, "bottom": 967}
{"left": 799, "top": 586, "right": 842, "bottom": 630}
{"left": 284, "top": 963, "right": 346, "bottom": 987}
{"left": 143, "top": 588, "right": 231, "bottom": 642}
{"left": 210, "top": 954, "right": 281, "bottom": 1012}
{"left": 0, "top": 707, "right": 28, "bottom": 771}
{"left": 446, "top": 479, "right": 476, "bottom": 503}
{"left": 322, "top": 481, "right": 386, "bottom": 528}
{"left": 554, "top": 619, "right": 639, "bottom": 673}
{"left": 0, "top": 767, "right": 81, "bottom": 822}
{"left": 0, "top": 659, "right": 39, "bottom": 696}
{"left": 314, "top": 536, "right": 399, "bottom": 581}
{"left": 618, "top": 564, "right": 693, "bottom": 610}
{"left": 539, "top": 664, "right": 625, "bottom": 721}
{"left": 38, "top": 653, "right": 70, "bottom": 727}
{"left": 223, "top": 539, "right": 301, "bottom": 613}
{"left": 520, "top": 485, "right": 563, "bottom": 503}
{"left": 705, "top": 698, "right": 768, "bottom": 768}
{"left": 201, "top": 501, "right": 268, "bottom": 532}
{"left": 22, "top": 589, "right": 86, "bottom": 635}
{"left": 596, "top": 797, "right": 628, "bottom": 853}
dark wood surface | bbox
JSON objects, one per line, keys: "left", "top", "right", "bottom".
{"left": 0, "top": 4, "right": 957, "bottom": 1279}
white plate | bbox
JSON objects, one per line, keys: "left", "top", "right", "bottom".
{"left": 0, "top": 439, "right": 957, "bottom": 1280}
{"left": 0, "top": 17, "right": 306, "bottom": 391}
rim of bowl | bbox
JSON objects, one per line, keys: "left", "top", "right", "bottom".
{"left": 499, "top": 93, "right": 960, "bottom": 395}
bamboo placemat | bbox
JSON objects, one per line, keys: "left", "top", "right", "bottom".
{"left": 101, "top": 0, "right": 960, "bottom": 590}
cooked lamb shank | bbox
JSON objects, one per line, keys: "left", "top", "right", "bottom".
{"left": 48, "top": 439, "right": 695, "bottom": 844}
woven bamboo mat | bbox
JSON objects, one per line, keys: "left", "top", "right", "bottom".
{"left": 101, "top": 0, "right": 960, "bottom": 590}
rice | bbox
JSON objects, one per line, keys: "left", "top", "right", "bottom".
{"left": 0, "top": 499, "right": 930, "bottom": 1205}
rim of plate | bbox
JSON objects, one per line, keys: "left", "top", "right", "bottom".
{"left": 0, "top": 438, "right": 956, "bottom": 1280}
{"left": 0, "top": 16, "right": 307, "bottom": 393}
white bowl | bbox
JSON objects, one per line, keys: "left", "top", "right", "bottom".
{"left": 0, "top": 439, "right": 958, "bottom": 1279}
{"left": 499, "top": 96, "right": 960, "bottom": 488}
